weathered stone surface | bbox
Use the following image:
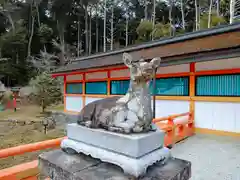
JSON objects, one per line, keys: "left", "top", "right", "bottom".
{"left": 39, "top": 149, "right": 191, "bottom": 180}
{"left": 61, "top": 138, "right": 170, "bottom": 177}
{"left": 65, "top": 123, "right": 165, "bottom": 158}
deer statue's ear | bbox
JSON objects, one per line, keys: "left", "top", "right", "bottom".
{"left": 123, "top": 53, "right": 133, "bottom": 68}
{"left": 150, "top": 57, "right": 161, "bottom": 69}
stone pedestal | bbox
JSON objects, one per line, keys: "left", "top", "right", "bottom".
{"left": 39, "top": 149, "right": 191, "bottom": 180}
{"left": 60, "top": 123, "right": 171, "bottom": 177}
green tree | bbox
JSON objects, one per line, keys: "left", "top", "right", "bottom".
{"left": 29, "top": 71, "right": 62, "bottom": 112}
{"left": 152, "top": 23, "right": 171, "bottom": 39}
{"left": 136, "top": 20, "right": 153, "bottom": 42}
{"left": 200, "top": 12, "right": 227, "bottom": 29}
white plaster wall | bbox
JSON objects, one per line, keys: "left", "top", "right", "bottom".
{"left": 157, "top": 64, "right": 190, "bottom": 74}
{"left": 111, "top": 69, "right": 129, "bottom": 78}
{"left": 195, "top": 57, "right": 240, "bottom": 71}
{"left": 153, "top": 100, "right": 190, "bottom": 118}
{"left": 66, "top": 74, "right": 82, "bottom": 81}
{"left": 85, "top": 97, "right": 103, "bottom": 105}
{"left": 195, "top": 101, "right": 240, "bottom": 133}
{"left": 86, "top": 72, "right": 107, "bottom": 80}
{"left": 65, "top": 96, "right": 83, "bottom": 112}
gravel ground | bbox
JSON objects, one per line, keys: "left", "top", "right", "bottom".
{"left": 172, "top": 134, "right": 240, "bottom": 180}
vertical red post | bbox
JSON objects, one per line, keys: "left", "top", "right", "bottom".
{"left": 167, "top": 117, "right": 174, "bottom": 146}
{"left": 189, "top": 62, "right": 195, "bottom": 135}
{"left": 13, "top": 93, "right": 17, "bottom": 112}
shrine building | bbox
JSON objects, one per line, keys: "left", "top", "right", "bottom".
{"left": 52, "top": 23, "right": 240, "bottom": 136}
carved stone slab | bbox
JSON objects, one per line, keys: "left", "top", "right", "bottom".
{"left": 61, "top": 138, "right": 170, "bottom": 177}
{"left": 39, "top": 149, "right": 191, "bottom": 180}
{"left": 65, "top": 123, "right": 165, "bottom": 158}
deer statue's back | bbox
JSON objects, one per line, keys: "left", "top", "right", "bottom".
{"left": 77, "top": 53, "right": 161, "bottom": 134}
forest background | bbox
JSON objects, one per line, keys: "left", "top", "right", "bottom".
{"left": 0, "top": 0, "right": 238, "bottom": 86}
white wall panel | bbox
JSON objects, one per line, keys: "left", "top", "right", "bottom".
{"left": 85, "top": 97, "right": 103, "bottom": 105}
{"left": 66, "top": 74, "right": 82, "bottom": 81}
{"left": 110, "top": 69, "right": 129, "bottom": 78}
{"left": 86, "top": 72, "right": 107, "bottom": 80}
{"left": 153, "top": 100, "right": 189, "bottom": 118}
{"left": 195, "top": 101, "right": 240, "bottom": 133}
{"left": 195, "top": 57, "right": 240, "bottom": 71}
{"left": 157, "top": 64, "right": 190, "bottom": 74}
{"left": 235, "top": 103, "right": 240, "bottom": 132}
{"left": 195, "top": 102, "right": 214, "bottom": 129}
{"left": 65, "top": 96, "right": 83, "bottom": 112}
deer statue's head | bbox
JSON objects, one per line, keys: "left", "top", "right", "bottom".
{"left": 123, "top": 53, "right": 161, "bottom": 83}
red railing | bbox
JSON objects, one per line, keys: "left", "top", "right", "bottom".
{"left": 153, "top": 111, "right": 194, "bottom": 147}
{"left": 0, "top": 112, "right": 194, "bottom": 179}
{"left": 0, "top": 137, "right": 65, "bottom": 180}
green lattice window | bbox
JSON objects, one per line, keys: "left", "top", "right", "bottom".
{"left": 85, "top": 81, "right": 107, "bottom": 94}
{"left": 66, "top": 83, "right": 82, "bottom": 94}
{"left": 150, "top": 77, "right": 189, "bottom": 96}
{"left": 196, "top": 74, "right": 240, "bottom": 96}
{"left": 110, "top": 80, "right": 130, "bottom": 95}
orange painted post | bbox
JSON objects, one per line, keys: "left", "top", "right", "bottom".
{"left": 82, "top": 73, "right": 86, "bottom": 107}
{"left": 167, "top": 117, "right": 175, "bottom": 146}
{"left": 63, "top": 75, "right": 67, "bottom": 112}
{"left": 164, "top": 130, "right": 174, "bottom": 147}
{"left": 107, "top": 70, "right": 111, "bottom": 96}
{"left": 189, "top": 62, "right": 195, "bottom": 135}
{"left": 187, "top": 112, "right": 194, "bottom": 136}
{"left": 177, "top": 124, "right": 185, "bottom": 141}
{"left": 0, "top": 137, "right": 65, "bottom": 159}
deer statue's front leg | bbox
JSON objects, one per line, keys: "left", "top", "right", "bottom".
{"left": 107, "top": 105, "right": 139, "bottom": 134}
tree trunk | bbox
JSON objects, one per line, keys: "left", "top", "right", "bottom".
{"left": 208, "top": 0, "right": 213, "bottom": 28}
{"left": 169, "top": 0, "right": 173, "bottom": 36}
{"left": 216, "top": 0, "right": 220, "bottom": 16}
{"left": 180, "top": 0, "right": 185, "bottom": 30}
{"left": 152, "top": 0, "right": 156, "bottom": 40}
{"left": 56, "top": 20, "right": 65, "bottom": 65}
{"left": 144, "top": 0, "right": 148, "bottom": 20}
{"left": 110, "top": 6, "right": 114, "bottom": 51}
{"left": 89, "top": 7, "right": 92, "bottom": 55}
{"left": 35, "top": 3, "right": 47, "bottom": 52}
{"left": 96, "top": 18, "right": 99, "bottom": 53}
{"left": 77, "top": 20, "right": 81, "bottom": 57}
{"left": 36, "top": 4, "right": 41, "bottom": 27}
{"left": 27, "top": 11, "right": 35, "bottom": 58}
{"left": 7, "top": 14, "right": 15, "bottom": 32}
{"left": 230, "top": 0, "right": 235, "bottom": 24}
{"left": 103, "top": 0, "right": 107, "bottom": 52}
{"left": 96, "top": 6, "right": 99, "bottom": 53}
{"left": 125, "top": 16, "right": 128, "bottom": 47}
{"left": 144, "top": 1, "right": 148, "bottom": 20}
{"left": 198, "top": 3, "right": 201, "bottom": 29}
{"left": 84, "top": 5, "right": 88, "bottom": 55}
{"left": 195, "top": 0, "right": 199, "bottom": 30}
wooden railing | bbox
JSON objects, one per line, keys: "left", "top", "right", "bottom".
{"left": 0, "top": 137, "right": 65, "bottom": 180}
{"left": 153, "top": 111, "right": 194, "bottom": 147}
{"left": 0, "top": 112, "right": 194, "bottom": 179}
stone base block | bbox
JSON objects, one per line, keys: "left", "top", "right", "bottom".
{"left": 61, "top": 138, "right": 171, "bottom": 177}
{"left": 65, "top": 123, "right": 165, "bottom": 158}
{"left": 39, "top": 149, "right": 191, "bottom": 180}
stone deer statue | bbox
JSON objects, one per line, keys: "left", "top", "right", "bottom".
{"left": 77, "top": 53, "right": 161, "bottom": 133}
